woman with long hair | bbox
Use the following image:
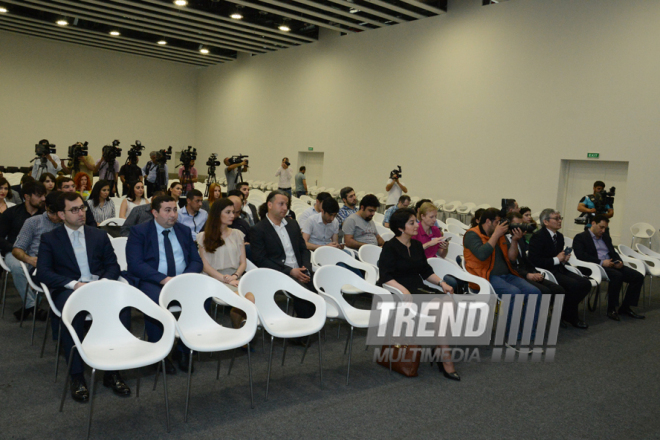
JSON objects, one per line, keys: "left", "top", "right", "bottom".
{"left": 196, "top": 197, "right": 255, "bottom": 329}
{"left": 0, "top": 177, "right": 15, "bottom": 214}
{"left": 39, "top": 172, "right": 56, "bottom": 195}
{"left": 88, "top": 180, "right": 115, "bottom": 224}
{"left": 73, "top": 172, "right": 92, "bottom": 200}
{"left": 119, "top": 180, "right": 148, "bottom": 219}
{"left": 168, "top": 181, "right": 185, "bottom": 208}
{"left": 202, "top": 182, "right": 223, "bottom": 212}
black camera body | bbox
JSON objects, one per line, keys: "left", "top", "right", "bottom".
{"left": 228, "top": 155, "right": 249, "bottom": 166}
{"left": 35, "top": 143, "right": 56, "bottom": 157}
{"left": 179, "top": 146, "right": 197, "bottom": 168}
{"left": 102, "top": 140, "right": 122, "bottom": 162}
{"left": 128, "top": 140, "right": 145, "bottom": 162}
{"left": 510, "top": 223, "right": 537, "bottom": 234}
{"left": 389, "top": 165, "right": 402, "bottom": 180}
{"left": 155, "top": 147, "right": 172, "bottom": 166}
{"left": 68, "top": 142, "right": 89, "bottom": 160}
{"left": 206, "top": 153, "right": 221, "bottom": 167}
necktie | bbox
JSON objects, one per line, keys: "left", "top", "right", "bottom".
{"left": 162, "top": 230, "right": 176, "bottom": 277}
{"left": 553, "top": 234, "right": 558, "bottom": 250}
{"left": 72, "top": 230, "right": 92, "bottom": 282}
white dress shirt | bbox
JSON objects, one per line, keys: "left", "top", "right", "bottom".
{"left": 546, "top": 228, "right": 561, "bottom": 266}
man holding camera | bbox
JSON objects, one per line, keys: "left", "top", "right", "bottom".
{"left": 275, "top": 157, "right": 293, "bottom": 198}
{"left": 119, "top": 156, "right": 143, "bottom": 197}
{"left": 143, "top": 151, "right": 169, "bottom": 198}
{"left": 95, "top": 151, "right": 120, "bottom": 198}
{"left": 577, "top": 180, "right": 614, "bottom": 224}
{"left": 178, "top": 160, "right": 198, "bottom": 196}
{"left": 385, "top": 167, "right": 407, "bottom": 209}
{"left": 224, "top": 157, "right": 248, "bottom": 192}
{"left": 31, "top": 139, "right": 62, "bottom": 180}
{"left": 573, "top": 215, "right": 645, "bottom": 321}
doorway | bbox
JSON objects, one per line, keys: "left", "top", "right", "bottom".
{"left": 557, "top": 160, "right": 628, "bottom": 245}
{"left": 297, "top": 151, "right": 324, "bottom": 188}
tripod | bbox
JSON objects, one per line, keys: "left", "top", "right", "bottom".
{"left": 30, "top": 156, "right": 49, "bottom": 180}
{"left": 204, "top": 165, "right": 217, "bottom": 198}
{"left": 179, "top": 165, "right": 193, "bottom": 196}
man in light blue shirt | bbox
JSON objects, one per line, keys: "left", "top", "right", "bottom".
{"left": 177, "top": 189, "right": 208, "bottom": 241}
{"left": 383, "top": 195, "right": 411, "bottom": 228}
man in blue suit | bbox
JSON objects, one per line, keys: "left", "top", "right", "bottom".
{"left": 37, "top": 192, "right": 130, "bottom": 403}
{"left": 125, "top": 195, "right": 203, "bottom": 373}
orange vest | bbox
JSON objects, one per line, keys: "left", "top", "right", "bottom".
{"left": 463, "top": 226, "right": 519, "bottom": 282}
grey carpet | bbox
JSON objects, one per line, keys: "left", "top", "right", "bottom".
{"left": 1, "top": 281, "right": 659, "bottom": 440}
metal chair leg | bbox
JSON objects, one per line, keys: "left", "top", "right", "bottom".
{"left": 40, "top": 309, "right": 51, "bottom": 358}
{"left": 346, "top": 326, "right": 354, "bottom": 385}
{"left": 86, "top": 369, "right": 96, "bottom": 440}
{"left": 265, "top": 336, "right": 274, "bottom": 401}
{"left": 343, "top": 328, "right": 351, "bottom": 354}
{"left": 184, "top": 349, "right": 194, "bottom": 422}
{"left": 59, "top": 346, "right": 76, "bottom": 412}
{"left": 1, "top": 271, "right": 8, "bottom": 318}
{"left": 30, "top": 292, "right": 41, "bottom": 345}
{"left": 281, "top": 339, "right": 288, "bottom": 366}
{"left": 136, "top": 369, "right": 141, "bottom": 398}
{"left": 247, "top": 342, "right": 254, "bottom": 409}
{"left": 301, "top": 335, "right": 311, "bottom": 364}
{"left": 337, "top": 322, "right": 341, "bottom": 339}
{"left": 318, "top": 331, "right": 323, "bottom": 389}
{"left": 228, "top": 349, "right": 236, "bottom": 376}
{"left": 54, "top": 322, "right": 62, "bottom": 382}
{"left": 153, "top": 361, "right": 162, "bottom": 391}
{"left": 216, "top": 352, "right": 222, "bottom": 380}
{"left": 161, "top": 359, "right": 171, "bottom": 433}
{"left": 19, "top": 285, "right": 29, "bottom": 327}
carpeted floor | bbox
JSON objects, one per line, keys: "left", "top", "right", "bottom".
{"left": 1, "top": 280, "right": 659, "bottom": 440}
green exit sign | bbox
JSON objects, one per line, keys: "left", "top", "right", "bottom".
{"left": 308, "top": 147, "right": 314, "bottom": 151}
{"left": 587, "top": 152, "right": 600, "bottom": 159}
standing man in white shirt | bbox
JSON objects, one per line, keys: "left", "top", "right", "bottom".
{"left": 385, "top": 167, "right": 407, "bottom": 209}
{"left": 275, "top": 157, "right": 293, "bottom": 198}
{"left": 31, "top": 139, "right": 63, "bottom": 180}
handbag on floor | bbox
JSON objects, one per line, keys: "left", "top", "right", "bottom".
{"left": 376, "top": 345, "right": 421, "bottom": 377}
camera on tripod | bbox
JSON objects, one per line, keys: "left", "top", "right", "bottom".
{"left": 389, "top": 166, "right": 402, "bottom": 180}
{"left": 68, "top": 142, "right": 88, "bottom": 160}
{"left": 179, "top": 146, "right": 197, "bottom": 168}
{"left": 155, "top": 147, "right": 172, "bottom": 166}
{"left": 228, "top": 155, "right": 248, "bottom": 166}
{"left": 206, "top": 153, "right": 221, "bottom": 167}
{"left": 35, "top": 142, "right": 56, "bottom": 157}
{"left": 102, "top": 140, "right": 122, "bottom": 162}
{"left": 128, "top": 141, "right": 145, "bottom": 162}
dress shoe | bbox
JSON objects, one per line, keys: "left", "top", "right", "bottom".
{"left": 103, "top": 372, "right": 131, "bottom": 397}
{"left": 163, "top": 358, "right": 176, "bottom": 375}
{"left": 13, "top": 307, "right": 33, "bottom": 321}
{"left": 438, "top": 362, "right": 460, "bottom": 381}
{"left": 619, "top": 307, "right": 645, "bottom": 319}
{"left": 35, "top": 308, "right": 48, "bottom": 322}
{"left": 607, "top": 310, "right": 620, "bottom": 322}
{"left": 70, "top": 376, "right": 89, "bottom": 403}
{"left": 178, "top": 351, "right": 194, "bottom": 374}
{"left": 570, "top": 320, "right": 589, "bottom": 329}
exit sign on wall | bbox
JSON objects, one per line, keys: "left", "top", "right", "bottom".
{"left": 587, "top": 152, "right": 600, "bottom": 159}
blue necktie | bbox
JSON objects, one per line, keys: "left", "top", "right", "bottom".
{"left": 162, "top": 230, "right": 176, "bottom": 277}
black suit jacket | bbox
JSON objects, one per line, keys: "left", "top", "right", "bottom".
{"left": 250, "top": 215, "right": 311, "bottom": 275}
{"left": 36, "top": 225, "right": 120, "bottom": 295}
{"left": 83, "top": 200, "right": 96, "bottom": 227}
{"left": 247, "top": 203, "right": 260, "bottom": 223}
{"left": 573, "top": 230, "right": 620, "bottom": 265}
{"left": 528, "top": 227, "right": 565, "bottom": 271}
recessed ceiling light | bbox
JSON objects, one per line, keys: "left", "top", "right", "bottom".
{"left": 0, "top": 7, "right": 8, "bottom": 13}
{"left": 230, "top": 12, "right": 243, "bottom": 19}
{"left": 349, "top": 8, "right": 359, "bottom": 13}
{"left": 110, "top": 30, "right": 120, "bottom": 36}
{"left": 174, "top": 0, "right": 187, "bottom": 6}
{"left": 56, "top": 18, "right": 69, "bottom": 26}
{"left": 157, "top": 39, "right": 167, "bottom": 45}
{"left": 200, "top": 48, "right": 209, "bottom": 54}
{"left": 278, "top": 24, "right": 291, "bottom": 32}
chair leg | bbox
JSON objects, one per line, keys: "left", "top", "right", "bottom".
{"left": 1, "top": 271, "right": 7, "bottom": 318}
{"left": 217, "top": 352, "right": 222, "bottom": 380}
{"left": 281, "top": 338, "right": 288, "bottom": 366}
{"left": 261, "top": 328, "right": 265, "bottom": 353}
{"left": 161, "top": 359, "right": 171, "bottom": 433}
{"left": 301, "top": 335, "right": 311, "bottom": 364}
{"left": 30, "top": 292, "right": 41, "bottom": 345}
{"left": 228, "top": 349, "right": 236, "bottom": 376}
{"left": 59, "top": 346, "right": 76, "bottom": 412}
{"left": 265, "top": 336, "right": 274, "bottom": 402}
{"left": 184, "top": 349, "right": 194, "bottom": 423}
{"left": 54, "top": 322, "right": 62, "bottom": 382}
{"left": 318, "top": 331, "right": 323, "bottom": 389}
{"left": 346, "top": 326, "right": 354, "bottom": 385}
{"left": 86, "top": 368, "right": 96, "bottom": 440}
{"left": 337, "top": 322, "right": 341, "bottom": 339}
{"left": 136, "top": 369, "right": 141, "bottom": 398}
{"left": 343, "top": 328, "right": 351, "bottom": 355}
{"left": 40, "top": 309, "right": 51, "bottom": 358}
{"left": 19, "top": 285, "right": 29, "bottom": 327}
{"left": 247, "top": 342, "right": 254, "bottom": 409}
{"left": 153, "top": 361, "right": 161, "bottom": 391}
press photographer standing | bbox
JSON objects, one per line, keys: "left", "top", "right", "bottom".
{"left": 385, "top": 166, "right": 407, "bottom": 209}
{"left": 224, "top": 156, "right": 248, "bottom": 192}
{"left": 143, "top": 151, "right": 169, "bottom": 197}
{"left": 30, "top": 139, "right": 62, "bottom": 180}
{"left": 577, "top": 180, "right": 614, "bottom": 220}
{"left": 95, "top": 142, "right": 121, "bottom": 197}
{"left": 119, "top": 142, "right": 145, "bottom": 196}
{"left": 275, "top": 157, "right": 293, "bottom": 197}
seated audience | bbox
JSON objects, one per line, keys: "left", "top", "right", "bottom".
{"left": 9, "top": 174, "right": 33, "bottom": 205}
{"left": 37, "top": 192, "right": 130, "bottom": 402}
{"left": 73, "top": 172, "right": 92, "bottom": 201}
{"left": 125, "top": 195, "right": 203, "bottom": 373}
{"left": 377, "top": 208, "right": 458, "bottom": 380}
{"left": 302, "top": 197, "right": 341, "bottom": 250}
{"left": 237, "top": 182, "right": 260, "bottom": 226}
{"left": 56, "top": 176, "right": 96, "bottom": 227}
{"left": 0, "top": 177, "right": 15, "bottom": 214}
{"left": 120, "top": 191, "right": 167, "bottom": 237}
{"left": 177, "top": 189, "right": 207, "bottom": 241}
{"left": 168, "top": 181, "right": 186, "bottom": 209}
{"left": 528, "top": 209, "right": 591, "bottom": 329}
{"left": 298, "top": 191, "right": 332, "bottom": 229}
{"left": 119, "top": 180, "right": 148, "bottom": 219}
{"left": 202, "top": 182, "right": 222, "bottom": 212}
{"left": 343, "top": 194, "right": 385, "bottom": 249}
{"left": 337, "top": 186, "right": 358, "bottom": 228}
{"left": 463, "top": 208, "right": 543, "bottom": 346}
{"left": 573, "top": 215, "right": 645, "bottom": 320}
{"left": 519, "top": 206, "right": 538, "bottom": 243}
{"left": 39, "top": 172, "right": 56, "bottom": 195}
{"left": 196, "top": 198, "right": 255, "bottom": 329}
{"left": 383, "top": 195, "right": 411, "bottom": 228}
{"left": 87, "top": 180, "right": 116, "bottom": 225}
{"left": 10, "top": 191, "right": 63, "bottom": 321}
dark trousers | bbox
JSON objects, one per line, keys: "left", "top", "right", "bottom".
{"left": 526, "top": 278, "right": 566, "bottom": 298}
{"left": 140, "top": 282, "right": 187, "bottom": 353}
{"left": 145, "top": 180, "right": 157, "bottom": 198}
{"left": 550, "top": 267, "right": 592, "bottom": 322}
{"left": 53, "top": 289, "right": 131, "bottom": 376}
{"left": 603, "top": 266, "right": 643, "bottom": 311}
{"left": 283, "top": 266, "right": 317, "bottom": 319}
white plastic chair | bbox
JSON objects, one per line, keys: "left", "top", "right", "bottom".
{"left": 375, "top": 223, "right": 389, "bottom": 237}
{"left": 59, "top": 280, "right": 177, "bottom": 438}
{"left": 433, "top": 199, "right": 446, "bottom": 211}
{"left": 630, "top": 223, "right": 656, "bottom": 248}
{"left": 110, "top": 237, "right": 128, "bottom": 271}
{"left": 456, "top": 203, "right": 476, "bottom": 224}
{"left": 99, "top": 217, "right": 126, "bottom": 227}
{"left": 442, "top": 231, "right": 462, "bottom": 244}
{"left": 313, "top": 266, "right": 391, "bottom": 384}
{"left": 238, "top": 268, "right": 326, "bottom": 400}
{"left": 312, "top": 246, "right": 378, "bottom": 289}
{"left": 373, "top": 212, "right": 385, "bottom": 225}
{"left": 447, "top": 224, "right": 467, "bottom": 237}
{"left": 445, "top": 242, "right": 465, "bottom": 268}
{"left": 472, "top": 203, "right": 490, "bottom": 214}
{"left": 160, "top": 274, "right": 258, "bottom": 420}
{"left": 19, "top": 262, "right": 44, "bottom": 344}
{"left": 426, "top": 257, "right": 495, "bottom": 305}
{"left": 618, "top": 245, "right": 653, "bottom": 304}
{"left": 0, "top": 253, "right": 12, "bottom": 319}
{"left": 443, "top": 200, "right": 462, "bottom": 220}
{"left": 446, "top": 217, "right": 470, "bottom": 230}
{"left": 357, "top": 244, "right": 382, "bottom": 268}
{"left": 436, "top": 219, "right": 448, "bottom": 231}
{"left": 564, "top": 236, "right": 573, "bottom": 248}
{"left": 300, "top": 195, "right": 314, "bottom": 205}
{"left": 380, "top": 231, "right": 395, "bottom": 242}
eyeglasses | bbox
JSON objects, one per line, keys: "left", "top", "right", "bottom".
{"left": 548, "top": 216, "right": 563, "bottom": 221}
{"left": 67, "top": 206, "right": 88, "bottom": 214}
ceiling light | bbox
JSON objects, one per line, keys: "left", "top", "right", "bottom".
{"left": 349, "top": 7, "right": 359, "bottom": 13}
{"left": 157, "top": 39, "right": 167, "bottom": 45}
{"left": 109, "top": 30, "right": 120, "bottom": 36}
{"left": 56, "top": 17, "right": 69, "bottom": 26}
{"left": 0, "top": 7, "right": 7, "bottom": 13}
{"left": 174, "top": 0, "right": 187, "bottom": 5}
{"left": 200, "top": 48, "right": 209, "bottom": 54}
{"left": 230, "top": 12, "right": 243, "bottom": 19}
{"left": 278, "top": 24, "right": 291, "bottom": 32}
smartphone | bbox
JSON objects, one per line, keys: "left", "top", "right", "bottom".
{"left": 440, "top": 236, "right": 452, "bottom": 242}
{"left": 612, "top": 260, "right": 621, "bottom": 264}
{"left": 564, "top": 246, "right": 573, "bottom": 255}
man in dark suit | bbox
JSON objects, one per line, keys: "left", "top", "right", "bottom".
{"left": 250, "top": 190, "right": 316, "bottom": 320}
{"left": 237, "top": 182, "right": 260, "bottom": 226}
{"left": 573, "top": 215, "right": 645, "bottom": 321}
{"left": 125, "top": 195, "right": 203, "bottom": 373}
{"left": 37, "top": 192, "right": 130, "bottom": 403}
{"left": 528, "top": 209, "right": 591, "bottom": 329}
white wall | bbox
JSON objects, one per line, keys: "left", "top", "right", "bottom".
{"left": 0, "top": 31, "right": 199, "bottom": 172}
{"left": 195, "top": 0, "right": 660, "bottom": 246}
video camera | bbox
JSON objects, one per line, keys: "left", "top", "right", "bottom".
{"left": 179, "top": 146, "right": 197, "bottom": 168}
{"left": 102, "top": 140, "right": 122, "bottom": 162}
{"left": 228, "top": 155, "right": 248, "bottom": 166}
{"left": 68, "top": 142, "right": 89, "bottom": 160}
{"left": 35, "top": 142, "right": 56, "bottom": 157}
{"left": 389, "top": 165, "right": 402, "bottom": 180}
{"left": 574, "top": 186, "right": 616, "bottom": 225}
{"left": 154, "top": 147, "right": 172, "bottom": 166}
{"left": 127, "top": 140, "right": 145, "bottom": 162}
{"left": 206, "top": 153, "right": 221, "bottom": 168}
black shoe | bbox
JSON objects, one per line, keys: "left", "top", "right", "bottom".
{"left": 178, "top": 352, "right": 194, "bottom": 373}
{"left": 35, "top": 308, "right": 48, "bottom": 322}
{"left": 619, "top": 307, "right": 645, "bottom": 319}
{"left": 570, "top": 320, "right": 589, "bottom": 329}
{"left": 163, "top": 358, "right": 176, "bottom": 375}
{"left": 70, "top": 376, "right": 89, "bottom": 403}
{"left": 438, "top": 362, "right": 461, "bottom": 381}
{"left": 13, "top": 307, "right": 33, "bottom": 321}
{"left": 607, "top": 310, "right": 620, "bottom": 322}
{"left": 103, "top": 372, "right": 131, "bottom": 397}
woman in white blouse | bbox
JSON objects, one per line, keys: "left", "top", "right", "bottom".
{"left": 196, "top": 197, "right": 255, "bottom": 329}
{"left": 0, "top": 177, "right": 15, "bottom": 214}
{"left": 119, "top": 180, "right": 148, "bottom": 219}
{"left": 88, "top": 180, "right": 116, "bottom": 224}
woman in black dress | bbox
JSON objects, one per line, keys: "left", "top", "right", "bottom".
{"left": 378, "top": 208, "right": 460, "bottom": 381}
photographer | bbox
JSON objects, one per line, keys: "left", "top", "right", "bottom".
{"left": 95, "top": 144, "right": 121, "bottom": 197}
{"left": 385, "top": 166, "right": 407, "bottom": 209}
{"left": 65, "top": 142, "right": 96, "bottom": 177}
{"left": 275, "top": 157, "right": 293, "bottom": 197}
{"left": 577, "top": 180, "right": 614, "bottom": 223}
{"left": 30, "top": 139, "right": 62, "bottom": 180}
{"left": 119, "top": 157, "right": 143, "bottom": 197}
{"left": 224, "top": 156, "right": 248, "bottom": 192}
{"left": 143, "top": 151, "right": 169, "bottom": 197}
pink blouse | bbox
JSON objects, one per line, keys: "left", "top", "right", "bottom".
{"left": 412, "top": 223, "right": 444, "bottom": 259}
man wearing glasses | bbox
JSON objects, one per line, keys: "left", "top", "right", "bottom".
{"left": 528, "top": 209, "right": 591, "bottom": 329}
